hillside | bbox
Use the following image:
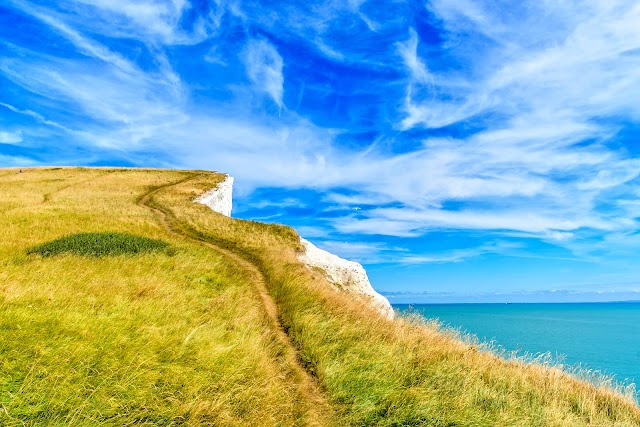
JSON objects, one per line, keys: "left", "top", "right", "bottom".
{"left": 1, "top": 167, "right": 639, "bottom": 426}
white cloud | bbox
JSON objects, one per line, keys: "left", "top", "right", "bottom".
{"left": 0, "top": 102, "right": 87, "bottom": 138}
{"left": 73, "top": 0, "right": 192, "bottom": 43}
{"left": 0, "top": 130, "right": 22, "bottom": 144}
{"left": 4, "top": 0, "right": 640, "bottom": 264}
{"left": 295, "top": 225, "right": 328, "bottom": 238}
{"left": 397, "top": 241, "right": 513, "bottom": 264}
{"left": 397, "top": 29, "right": 432, "bottom": 85}
{"left": 577, "top": 159, "right": 640, "bottom": 190}
{"left": 354, "top": 206, "right": 615, "bottom": 235}
{"left": 399, "top": 0, "right": 640, "bottom": 132}
{"left": 0, "top": 154, "right": 37, "bottom": 166}
{"left": 310, "top": 239, "right": 407, "bottom": 264}
{"left": 9, "top": 0, "right": 140, "bottom": 74}
{"left": 233, "top": 197, "right": 306, "bottom": 212}
{"left": 242, "top": 39, "right": 285, "bottom": 109}
{"left": 230, "top": 0, "right": 394, "bottom": 67}
{"left": 21, "top": 0, "right": 221, "bottom": 45}
{"left": 304, "top": 238, "right": 520, "bottom": 265}
{"left": 0, "top": 42, "right": 185, "bottom": 148}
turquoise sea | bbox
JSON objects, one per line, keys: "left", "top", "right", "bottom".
{"left": 394, "top": 303, "right": 640, "bottom": 400}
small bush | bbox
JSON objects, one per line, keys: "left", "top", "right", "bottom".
{"left": 27, "top": 232, "right": 171, "bottom": 257}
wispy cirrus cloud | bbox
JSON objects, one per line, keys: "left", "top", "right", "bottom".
{"left": 0, "top": 130, "right": 22, "bottom": 144}
{"left": 309, "top": 239, "right": 520, "bottom": 265}
{"left": 396, "top": 29, "right": 432, "bottom": 87}
{"left": 28, "top": 0, "right": 221, "bottom": 45}
{"left": 312, "top": 240, "right": 408, "bottom": 264}
{"left": 3, "top": 0, "right": 640, "bottom": 297}
{"left": 242, "top": 38, "right": 285, "bottom": 109}
{"left": 402, "top": 0, "right": 640, "bottom": 131}
{"left": 0, "top": 154, "right": 36, "bottom": 166}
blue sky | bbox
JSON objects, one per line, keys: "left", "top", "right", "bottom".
{"left": 2, "top": 1, "right": 640, "bottom": 303}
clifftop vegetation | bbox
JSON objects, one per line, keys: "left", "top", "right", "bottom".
{"left": 1, "top": 167, "right": 638, "bottom": 426}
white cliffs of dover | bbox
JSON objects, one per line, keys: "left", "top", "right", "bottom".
{"left": 195, "top": 174, "right": 394, "bottom": 319}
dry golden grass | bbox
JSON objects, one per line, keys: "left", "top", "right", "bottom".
{"left": 0, "top": 168, "right": 312, "bottom": 426}
{"left": 156, "top": 170, "right": 640, "bottom": 426}
{"left": 1, "top": 167, "right": 639, "bottom": 426}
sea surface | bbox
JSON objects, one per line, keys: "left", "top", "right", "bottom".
{"left": 394, "top": 302, "right": 640, "bottom": 399}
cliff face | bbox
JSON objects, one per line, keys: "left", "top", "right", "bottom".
{"left": 196, "top": 174, "right": 393, "bottom": 319}
{"left": 298, "top": 238, "right": 394, "bottom": 319}
{"left": 195, "top": 175, "right": 234, "bottom": 216}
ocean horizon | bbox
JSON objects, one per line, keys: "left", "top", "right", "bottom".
{"left": 394, "top": 302, "right": 640, "bottom": 401}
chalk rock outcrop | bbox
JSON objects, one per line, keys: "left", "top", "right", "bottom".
{"left": 298, "top": 238, "right": 394, "bottom": 319}
{"left": 195, "top": 175, "right": 234, "bottom": 216}
{"left": 195, "top": 174, "right": 393, "bottom": 319}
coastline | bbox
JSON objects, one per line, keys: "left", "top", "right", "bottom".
{"left": 397, "top": 302, "right": 640, "bottom": 403}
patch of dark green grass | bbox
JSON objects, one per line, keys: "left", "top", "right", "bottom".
{"left": 27, "top": 232, "right": 171, "bottom": 257}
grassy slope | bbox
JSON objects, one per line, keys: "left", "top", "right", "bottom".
{"left": 0, "top": 168, "right": 317, "bottom": 426}
{"left": 1, "top": 168, "right": 639, "bottom": 426}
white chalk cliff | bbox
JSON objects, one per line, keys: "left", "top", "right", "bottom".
{"left": 196, "top": 174, "right": 394, "bottom": 319}
{"left": 298, "top": 238, "right": 394, "bottom": 319}
{"left": 195, "top": 175, "right": 234, "bottom": 216}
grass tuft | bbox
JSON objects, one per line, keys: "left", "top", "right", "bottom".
{"left": 27, "top": 232, "right": 171, "bottom": 258}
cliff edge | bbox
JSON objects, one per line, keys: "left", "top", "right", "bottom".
{"left": 195, "top": 174, "right": 393, "bottom": 318}
{"left": 298, "top": 238, "right": 394, "bottom": 318}
{"left": 195, "top": 175, "right": 234, "bottom": 216}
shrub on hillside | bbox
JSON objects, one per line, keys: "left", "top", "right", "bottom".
{"left": 27, "top": 232, "right": 171, "bottom": 257}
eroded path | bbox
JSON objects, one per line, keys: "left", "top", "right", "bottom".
{"left": 138, "top": 174, "right": 334, "bottom": 427}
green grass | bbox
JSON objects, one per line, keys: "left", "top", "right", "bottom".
{"left": 1, "top": 167, "right": 639, "bottom": 426}
{"left": 27, "top": 232, "right": 171, "bottom": 257}
{"left": 0, "top": 168, "right": 312, "bottom": 426}
{"left": 155, "top": 170, "right": 640, "bottom": 426}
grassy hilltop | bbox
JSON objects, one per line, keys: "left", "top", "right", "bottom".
{"left": 1, "top": 167, "right": 639, "bottom": 426}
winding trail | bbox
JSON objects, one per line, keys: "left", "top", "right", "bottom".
{"left": 138, "top": 174, "right": 333, "bottom": 427}
{"left": 0, "top": 169, "right": 111, "bottom": 215}
{"left": 42, "top": 173, "right": 110, "bottom": 203}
